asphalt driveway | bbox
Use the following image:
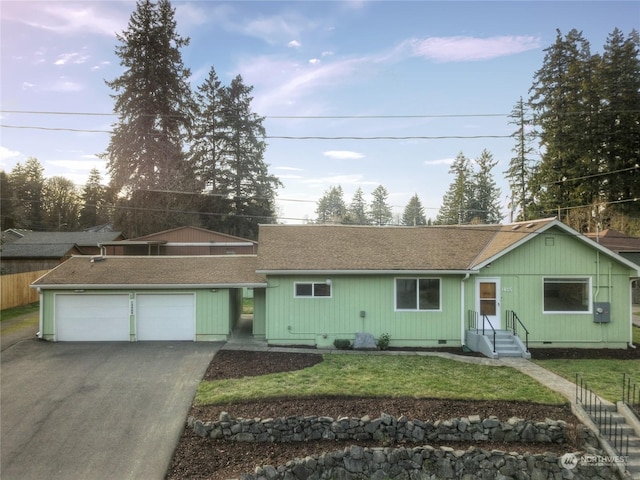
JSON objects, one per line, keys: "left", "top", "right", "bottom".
{"left": 1, "top": 339, "right": 221, "bottom": 480}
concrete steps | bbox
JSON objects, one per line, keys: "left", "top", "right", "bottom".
{"left": 466, "top": 329, "right": 530, "bottom": 359}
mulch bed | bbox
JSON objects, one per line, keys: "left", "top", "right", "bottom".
{"left": 165, "top": 347, "right": 635, "bottom": 480}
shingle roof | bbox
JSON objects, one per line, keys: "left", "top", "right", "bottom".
{"left": 584, "top": 229, "right": 640, "bottom": 253}
{"left": 1, "top": 243, "right": 81, "bottom": 258}
{"left": 256, "top": 223, "right": 503, "bottom": 272}
{"left": 10, "top": 231, "right": 123, "bottom": 247}
{"left": 32, "top": 255, "right": 266, "bottom": 288}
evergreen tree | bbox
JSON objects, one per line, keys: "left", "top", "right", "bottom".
{"left": 469, "top": 150, "right": 503, "bottom": 224}
{"left": 505, "top": 97, "right": 536, "bottom": 221}
{"left": 345, "top": 187, "right": 369, "bottom": 225}
{"left": 529, "top": 29, "right": 599, "bottom": 221}
{"left": 599, "top": 29, "right": 640, "bottom": 215}
{"left": 436, "top": 152, "right": 473, "bottom": 224}
{"left": 42, "top": 176, "right": 81, "bottom": 231}
{"left": 402, "top": 194, "right": 427, "bottom": 226}
{"left": 102, "top": 0, "right": 197, "bottom": 236}
{"left": 0, "top": 171, "right": 15, "bottom": 231}
{"left": 8, "top": 157, "right": 44, "bottom": 229}
{"left": 216, "top": 75, "right": 281, "bottom": 238}
{"left": 315, "top": 185, "right": 346, "bottom": 224}
{"left": 369, "top": 185, "right": 392, "bottom": 226}
{"left": 79, "top": 168, "right": 115, "bottom": 229}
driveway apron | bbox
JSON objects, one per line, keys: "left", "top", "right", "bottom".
{"left": 1, "top": 340, "right": 220, "bottom": 480}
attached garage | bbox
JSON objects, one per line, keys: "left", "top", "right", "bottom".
{"left": 32, "top": 255, "right": 266, "bottom": 342}
{"left": 56, "top": 294, "right": 130, "bottom": 341}
{"left": 136, "top": 294, "right": 195, "bottom": 341}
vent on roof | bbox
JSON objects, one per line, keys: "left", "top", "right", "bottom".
{"left": 91, "top": 256, "right": 106, "bottom": 263}
{"left": 526, "top": 223, "right": 535, "bottom": 228}
{"left": 511, "top": 225, "right": 521, "bottom": 231}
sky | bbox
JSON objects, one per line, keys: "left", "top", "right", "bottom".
{"left": 1, "top": 0, "right": 639, "bottom": 225}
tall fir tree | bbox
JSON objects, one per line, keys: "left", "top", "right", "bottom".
{"left": 79, "top": 168, "right": 115, "bottom": 229}
{"left": 102, "top": 0, "right": 197, "bottom": 236}
{"left": 369, "top": 185, "right": 392, "bottom": 226}
{"left": 401, "top": 194, "right": 427, "bottom": 226}
{"left": 345, "top": 187, "right": 369, "bottom": 225}
{"left": 469, "top": 150, "right": 503, "bottom": 224}
{"left": 529, "top": 29, "right": 598, "bottom": 223}
{"left": 505, "top": 97, "right": 536, "bottom": 221}
{"left": 599, "top": 29, "right": 640, "bottom": 216}
{"left": 315, "top": 185, "right": 346, "bottom": 224}
{"left": 436, "top": 152, "right": 473, "bottom": 225}
{"left": 216, "top": 75, "right": 281, "bottom": 238}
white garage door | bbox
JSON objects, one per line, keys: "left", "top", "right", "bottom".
{"left": 56, "top": 294, "right": 130, "bottom": 341}
{"left": 136, "top": 294, "right": 195, "bottom": 341}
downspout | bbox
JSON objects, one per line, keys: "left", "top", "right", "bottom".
{"left": 461, "top": 273, "right": 470, "bottom": 346}
{"left": 37, "top": 287, "right": 43, "bottom": 339}
{"left": 630, "top": 279, "right": 637, "bottom": 349}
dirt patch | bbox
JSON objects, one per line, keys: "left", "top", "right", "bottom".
{"left": 166, "top": 349, "right": 587, "bottom": 480}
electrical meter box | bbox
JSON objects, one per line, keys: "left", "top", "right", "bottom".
{"left": 593, "top": 302, "right": 611, "bottom": 323}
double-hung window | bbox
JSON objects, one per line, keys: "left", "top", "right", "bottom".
{"left": 543, "top": 277, "right": 590, "bottom": 313}
{"left": 395, "top": 278, "right": 440, "bottom": 311}
{"left": 295, "top": 282, "right": 331, "bottom": 298}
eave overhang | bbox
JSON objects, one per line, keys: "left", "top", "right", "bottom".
{"left": 256, "top": 269, "right": 478, "bottom": 276}
{"left": 31, "top": 283, "right": 268, "bottom": 290}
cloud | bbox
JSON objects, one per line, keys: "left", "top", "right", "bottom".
{"left": 424, "top": 158, "right": 454, "bottom": 166}
{"left": 0, "top": 145, "right": 22, "bottom": 161}
{"left": 309, "top": 58, "right": 320, "bottom": 65}
{"left": 323, "top": 151, "right": 365, "bottom": 160}
{"left": 46, "top": 78, "right": 83, "bottom": 92}
{"left": 408, "top": 35, "right": 541, "bottom": 62}
{"left": 54, "top": 52, "right": 89, "bottom": 66}
{"left": 302, "top": 174, "right": 377, "bottom": 186}
{"left": 288, "top": 40, "right": 301, "bottom": 48}
{"left": 321, "top": 51, "right": 334, "bottom": 57}
{"left": 276, "top": 166, "right": 304, "bottom": 172}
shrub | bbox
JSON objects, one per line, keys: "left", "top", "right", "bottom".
{"left": 377, "top": 333, "right": 391, "bottom": 350}
{"left": 333, "top": 339, "right": 352, "bottom": 349}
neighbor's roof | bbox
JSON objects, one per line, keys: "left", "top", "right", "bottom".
{"left": 7, "top": 231, "right": 123, "bottom": 247}
{"left": 32, "top": 255, "right": 266, "bottom": 289}
{"left": 584, "top": 229, "right": 640, "bottom": 253}
{"left": 0, "top": 243, "right": 83, "bottom": 258}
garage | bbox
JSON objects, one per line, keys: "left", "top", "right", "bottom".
{"left": 136, "top": 293, "right": 195, "bottom": 341}
{"left": 56, "top": 294, "right": 130, "bottom": 341}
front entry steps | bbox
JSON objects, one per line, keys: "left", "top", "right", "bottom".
{"left": 465, "top": 329, "right": 531, "bottom": 359}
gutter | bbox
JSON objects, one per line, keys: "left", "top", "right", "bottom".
{"left": 30, "top": 283, "right": 268, "bottom": 290}
{"left": 461, "top": 273, "right": 470, "bottom": 346}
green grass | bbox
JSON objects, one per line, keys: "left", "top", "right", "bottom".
{"left": 0, "top": 302, "right": 39, "bottom": 322}
{"left": 634, "top": 325, "right": 640, "bottom": 345}
{"left": 196, "top": 354, "right": 566, "bottom": 406}
{"left": 534, "top": 359, "right": 640, "bottom": 402}
{"left": 242, "top": 298, "right": 253, "bottom": 315}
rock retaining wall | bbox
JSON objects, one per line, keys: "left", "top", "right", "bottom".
{"left": 190, "top": 412, "right": 569, "bottom": 444}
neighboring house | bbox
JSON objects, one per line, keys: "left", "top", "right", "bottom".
{"left": 99, "top": 226, "right": 258, "bottom": 256}
{"left": 1, "top": 231, "right": 124, "bottom": 274}
{"left": 31, "top": 218, "right": 639, "bottom": 357}
{"left": 31, "top": 256, "right": 266, "bottom": 342}
{"left": 585, "top": 229, "right": 640, "bottom": 303}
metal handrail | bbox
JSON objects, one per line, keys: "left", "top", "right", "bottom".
{"left": 576, "top": 373, "right": 629, "bottom": 457}
{"left": 505, "top": 310, "right": 530, "bottom": 353}
{"left": 623, "top": 373, "right": 639, "bottom": 420}
{"left": 481, "top": 314, "right": 496, "bottom": 353}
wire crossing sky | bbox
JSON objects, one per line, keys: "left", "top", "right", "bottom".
{"left": 1, "top": 1, "right": 638, "bottom": 223}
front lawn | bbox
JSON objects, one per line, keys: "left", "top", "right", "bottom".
{"left": 0, "top": 302, "right": 39, "bottom": 322}
{"left": 534, "top": 358, "right": 640, "bottom": 402}
{"left": 196, "top": 354, "right": 566, "bottom": 405}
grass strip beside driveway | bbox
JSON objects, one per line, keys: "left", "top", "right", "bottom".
{"left": 196, "top": 354, "right": 566, "bottom": 406}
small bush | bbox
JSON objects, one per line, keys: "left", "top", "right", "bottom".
{"left": 377, "top": 333, "right": 391, "bottom": 350}
{"left": 333, "top": 339, "right": 352, "bottom": 349}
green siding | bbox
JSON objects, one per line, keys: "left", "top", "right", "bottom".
{"left": 253, "top": 288, "right": 266, "bottom": 338}
{"left": 265, "top": 275, "right": 463, "bottom": 347}
{"left": 41, "top": 289, "right": 232, "bottom": 342}
{"left": 474, "top": 229, "right": 634, "bottom": 348}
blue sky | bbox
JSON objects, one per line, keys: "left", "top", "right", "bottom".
{"left": 1, "top": 1, "right": 638, "bottom": 224}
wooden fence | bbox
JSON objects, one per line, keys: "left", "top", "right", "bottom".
{"left": 1, "top": 270, "right": 48, "bottom": 310}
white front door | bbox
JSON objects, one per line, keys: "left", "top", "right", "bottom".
{"left": 477, "top": 278, "right": 501, "bottom": 330}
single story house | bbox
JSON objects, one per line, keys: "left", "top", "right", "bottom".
{"left": 31, "top": 218, "right": 639, "bottom": 356}
{"left": 31, "top": 255, "right": 265, "bottom": 342}
{"left": 99, "top": 226, "right": 258, "bottom": 256}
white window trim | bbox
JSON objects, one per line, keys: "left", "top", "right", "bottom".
{"left": 394, "top": 277, "right": 442, "bottom": 312}
{"left": 294, "top": 281, "right": 332, "bottom": 298}
{"left": 542, "top": 276, "right": 592, "bottom": 314}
